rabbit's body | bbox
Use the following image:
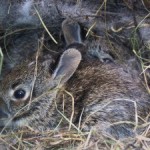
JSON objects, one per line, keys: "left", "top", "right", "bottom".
{"left": 61, "top": 60, "right": 150, "bottom": 139}
{"left": 0, "top": 39, "right": 149, "bottom": 140}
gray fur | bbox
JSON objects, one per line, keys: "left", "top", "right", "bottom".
{"left": 0, "top": 0, "right": 149, "bottom": 79}
{"left": 0, "top": 18, "right": 149, "bottom": 142}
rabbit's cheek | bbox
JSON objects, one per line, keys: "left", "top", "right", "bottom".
{"left": 10, "top": 100, "right": 28, "bottom": 113}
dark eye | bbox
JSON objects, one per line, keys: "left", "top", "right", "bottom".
{"left": 14, "top": 89, "right": 26, "bottom": 99}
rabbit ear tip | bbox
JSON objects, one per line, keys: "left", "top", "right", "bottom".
{"left": 63, "top": 48, "right": 82, "bottom": 59}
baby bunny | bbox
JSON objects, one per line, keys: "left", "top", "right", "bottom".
{"left": 60, "top": 19, "right": 150, "bottom": 139}
{"left": 0, "top": 43, "right": 81, "bottom": 131}
{"left": 0, "top": 18, "right": 150, "bottom": 142}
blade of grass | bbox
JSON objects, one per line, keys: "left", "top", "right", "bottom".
{"left": 0, "top": 47, "right": 3, "bottom": 75}
{"left": 34, "top": 6, "right": 58, "bottom": 44}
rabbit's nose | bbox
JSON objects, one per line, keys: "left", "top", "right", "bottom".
{"left": 0, "top": 100, "right": 10, "bottom": 118}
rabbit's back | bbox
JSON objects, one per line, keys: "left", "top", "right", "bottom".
{"left": 56, "top": 56, "right": 150, "bottom": 139}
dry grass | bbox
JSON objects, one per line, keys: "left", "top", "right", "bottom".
{"left": 0, "top": 116, "right": 150, "bottom": 150}
{"left": 34, "top": 6, "right": 58, "bottom": 44}
{"left": 0, "top": 47, "right": 3, "bottom": 75}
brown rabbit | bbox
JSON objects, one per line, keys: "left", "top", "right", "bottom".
{"left": 0, "top": 18, "right": 149, "bottom": 142}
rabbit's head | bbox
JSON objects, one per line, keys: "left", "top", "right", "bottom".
{"left": 0, "top": 48, "right": 81, "bottom": 129}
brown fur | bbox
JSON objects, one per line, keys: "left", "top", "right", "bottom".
{"left": 0, "top": 42, "right": 149, "bottom": 140}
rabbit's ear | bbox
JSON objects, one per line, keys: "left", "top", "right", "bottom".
{"left": 52, "top": 48, "right": 81, "bottom": 85}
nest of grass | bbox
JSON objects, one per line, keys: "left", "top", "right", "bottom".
{"left": 1, "top": 121, "right": 150, "bottom": 150}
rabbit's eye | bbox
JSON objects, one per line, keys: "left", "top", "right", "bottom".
{"left": 14, "top": 89, "right": 26, "bottom": 99}
{"left": 9, "top": 84, "right": 31, "bottom": 102}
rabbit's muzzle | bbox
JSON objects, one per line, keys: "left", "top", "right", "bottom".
{"left": 0, "top": 99, "right": 11, "bottom": 119}
{"left": 0, "top": 99, "right": 13, "bottom": 129}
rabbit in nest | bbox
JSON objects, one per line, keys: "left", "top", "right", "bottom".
{"left": 0, "top": 18, "right": 149, "bottom": 140}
